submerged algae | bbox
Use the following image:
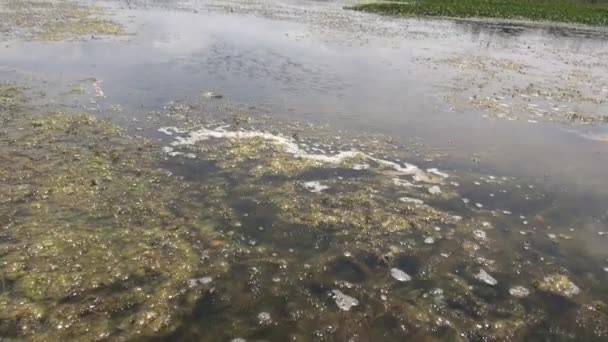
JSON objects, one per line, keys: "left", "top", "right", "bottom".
{"left": 0, "top": 94, "right": 233, "bottom": 339}
{"left": 2, "top": 84, "right": 608, "bottom": 340}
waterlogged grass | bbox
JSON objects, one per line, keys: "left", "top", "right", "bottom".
{"left": 351, "top": 0, "right": 608, "bottom": 27}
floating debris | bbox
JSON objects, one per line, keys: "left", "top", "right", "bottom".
{"left": 424, "top": 237, "right": 435, "bottom": 244}
{"left": 331, "top": 290, "right": 359, "bottom": 311}
{"left": 475, "top": 203, "right": 484, "bottom": 208}
{"left": 547, "top": 233, "right": 557, "bottom": 240}
{"left": 390, "top": 268, "right": 412, "bottom": 282}
{"left": 474, "top": 269, "right": 498, "bottom": 286}
{"left": 509, "top": 286, "right": 531, "bottom": 298}
{"left": 537, "top": 274, "right": 580, "bottom": 298}
{"left": 301, "top": 181, "right": 330, "bottom": 193}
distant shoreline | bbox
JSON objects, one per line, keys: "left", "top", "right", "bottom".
{"left": 348, "top": 0, "right": 608, "bottom": 28}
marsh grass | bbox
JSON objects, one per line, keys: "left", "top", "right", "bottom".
{"left": 350, "top": 0, "right": 608, "bottom": 26}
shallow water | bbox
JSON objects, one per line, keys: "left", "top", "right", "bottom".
{"left": 1, "top": 0, "right": 608, "bottom": 340}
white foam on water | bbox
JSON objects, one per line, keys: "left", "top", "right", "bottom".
{"left": 159, "top": 125, "right": 443, "bottom": 184}
{"left": 428, "top": 185, "right": 442, "bottom": 195}
{"left": 399, "top": 197, "right": 424, "bottom": 205}
{"left": 257, "top": 312, "right": 272, "bottom": 324}
{"left": 187, "top": 276, "right": 212, "bottom": 288}
{"left": 331, "top": 290, "right": 359, "bottom": 311}
{"left": 509, "top": 286, "right": 530, "bottom": 298}
{"left": 473, "top": 230, "right": 487, "bottom": 240}
{"left": 352, "top": 163, "right": 370, "bottom": 170}
{"left": 427, "top": 168, "right": 449, "bottom": 178}
{"left": 393, "top": 178, "right": 416, "bottom": 187}
{"left": 158, "top": 127, "right": 187, "bottom": 136}
{"left": 301, "top": 181, "right": 329, "bottom": 193}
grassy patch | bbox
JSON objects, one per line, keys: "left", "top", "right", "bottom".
{"left": 350, "top": 0, "right": 608, "bottom": 27}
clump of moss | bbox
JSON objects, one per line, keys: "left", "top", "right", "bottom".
{"left": 536, "top": 273, "right": 580, "bottom": 298}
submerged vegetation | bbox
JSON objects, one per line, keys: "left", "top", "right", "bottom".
{"left": 1, "top": 77, "right": 608, "bottom": 339}
{"left": 1, "top": 0, "right": 608, "bottom": 340}
{"left": 0, "top": 88, "right": 200, "bottom": 339}
{"left": 0, "top": 0, "right": 123, "bottom": 41}
{"left": 350, "top": 0, "right": 608, "bottom": 27}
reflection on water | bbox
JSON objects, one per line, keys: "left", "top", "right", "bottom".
{"left": 2, "top": 1, "right": 607, "bottom": 195}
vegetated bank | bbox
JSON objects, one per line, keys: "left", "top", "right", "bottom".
{"left": 349, "top": 0, "right": 608, "bottom": 27}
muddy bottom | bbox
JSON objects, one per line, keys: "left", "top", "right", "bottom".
{"left": 1, "top": 0, "right": 608, "bottom": 341}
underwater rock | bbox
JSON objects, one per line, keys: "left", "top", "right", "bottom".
{"left": 537, "top": 274, "right": 580, "bottom": 298}
{"left": 331, "top": 289, "right": 359, "bottom": 311}
{"left": 509, "top": 286, "right": 530, "bottom": 298}
{"left": 474, "top": 269, "right": 498, "bottom": 286}
{"left": 390, "top": 268, "right": 412, "bottom": 282}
